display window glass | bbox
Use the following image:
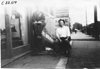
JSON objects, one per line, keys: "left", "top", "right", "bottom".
{"left": 10, "top": 7, "right": 28, "bottom": 48}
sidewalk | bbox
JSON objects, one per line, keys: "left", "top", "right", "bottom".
{"left": 3, "top": 53, "right": 68, "bottom": 69}
{"left": 71, "top": 31, "right": 95, "bottom": 39}
{"left": 66, "top": 31, "right": 100, "bottom": 68}
{"left": 3, "top": 31, "right": 100, "bottom": 68}
{"left": 66, "top": 40, "right": 100, "bottom": 68}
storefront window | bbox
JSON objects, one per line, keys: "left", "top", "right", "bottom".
{"left": 10, "top": 7, "right": 28, "bottom": 48}
{"left": 10, "top": 10, "right": 23, "bottom": 48}
{"left": 1, "top": 28, "right": 7, "bottom": 50}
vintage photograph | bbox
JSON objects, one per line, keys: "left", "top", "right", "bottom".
{"left": 0, "top": 0, "right": 100, "bottom": 69}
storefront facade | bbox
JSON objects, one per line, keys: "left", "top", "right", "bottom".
{"left": 1, "top": 6, "right": 31, "bottom": 66}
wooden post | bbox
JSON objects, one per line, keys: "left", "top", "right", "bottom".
{"left": 5, "top": 7, "right": 13, "bottom": 58}
{"left": 94, "top": 5, "right": 99, "bottom": 39}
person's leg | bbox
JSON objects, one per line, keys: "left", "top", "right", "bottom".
{"left": 60, "top": 38, "right": 68, "bottom": 55}
{"left": 59, "top": 42, "right": 62, "bottom": 54}
{"left": 68, "top": 36, "right": 71, "bottom": 42}
{"left": 41, "top": 36, "right": 45, "bottom": 51}
{"left": 53, "top": 40, "right": 60, "bottom": 54}
{"left": 31, "top": 36, "right": 39, "bottom": 55}
{"left": 63, "top": 41, "right": 67, "bottom": 55}
{"left": 57, "top": 39, "right": 63, "bottom": 55}
{"left": 66, "top": 41, "right": 71, "bottom": 57}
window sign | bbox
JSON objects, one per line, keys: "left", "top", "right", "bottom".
{"left": 55, "top": 7, "right": 69, "bottom": 18}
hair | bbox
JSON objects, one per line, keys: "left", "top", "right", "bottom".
{"left": 58, "top": 19, "right": 65, "bottom": 24}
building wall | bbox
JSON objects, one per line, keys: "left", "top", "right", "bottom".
{"left": 45, "top": 15, "right": 56, "bottom": 37}
{"left": 0, "top": 7, "right": 6, "bottom": 50}
{"left": 0, "top": 7, "right": 5, "bottom": 30}
{"left": 20, "top": 10, "right": 28, "bottom": 45}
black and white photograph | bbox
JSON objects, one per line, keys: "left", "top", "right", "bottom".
{"left": 0, "top": 0, "right": 100, "bottom": 69}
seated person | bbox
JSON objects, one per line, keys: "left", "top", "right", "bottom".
{"left": 55, "top": 19, "right": 71, "bottom": 56}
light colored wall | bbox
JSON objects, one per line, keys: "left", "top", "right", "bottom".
{"left": 0, "top": 7, "right": 5, "bottom": 30}
{"left": 0, "top": 7, "right": 5, "bottom": 45}
{"left": 21, "top": 17, "right": 28, "bottom": 45}
{"left": 20, "top": 8, "right": 28, "bottom": 45}
{"left": 45, "top": 15, "right": 56, "bottom": 37}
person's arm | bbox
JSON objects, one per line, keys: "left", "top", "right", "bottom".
{"left": 67, "top": 27, "right": 70, "bottom": 37}
{"left": 56, "top": 29, "right": 61, "bottom": 42}
{"left": 66, "top": 27, "right": 71, "bottom": 41}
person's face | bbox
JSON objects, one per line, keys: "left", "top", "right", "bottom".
{"left": 59, "top": 21, "right": 64, "bottom": 27}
